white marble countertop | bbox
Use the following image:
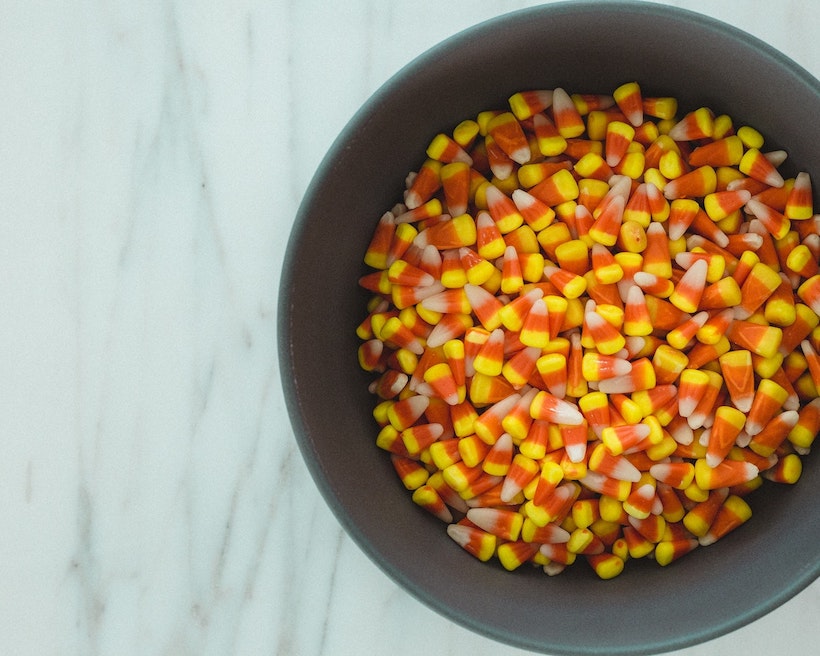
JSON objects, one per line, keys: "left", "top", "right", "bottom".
{"left": 1, "top": 1, "right": 817, "bottom": 654}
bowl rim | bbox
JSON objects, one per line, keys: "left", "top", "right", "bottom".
{"left": 279, "top": 2, "right": 820, "bottom": 654}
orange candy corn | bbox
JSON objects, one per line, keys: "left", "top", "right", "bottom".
{"left": 582, "top": 352, "right": 632, "bottom": 381}
{"left": 683, "top": 487, "right": 729, "bottom": 537}
{"left": 484, "top": 134, "right": 515, "bottom": 180}
{"left": 705, "top": 405, "right": 747, "bottom": 467}
{"left": 405, "top": 159, "right": 443, "bottom": 209}
{"left": 623, "top": 479, "right": 658, "bottom": 520}
{"left": 512, "top": 188, "right": 556, "bottom": 231}
{"left": 508, "top": 89, "right": 554, "bottom": 120}
{"left": 536, "top": 352, "right": 568, "bottom": 399}
{"left": 427, "top": 132, "right": 473, "bottom": 165}
{"left": 663, "top": 165, "right": 717, "bottom": 200}
{"left": 391, "top": 453, "right": 430, "bottom": 490}
{"left": 562, "top": 422, "right": 590, "bottom": 464}
{"left": 655, "top": 538, "right": 699, "bottom": 566}
{"left": 726, "top": 320, "right": 782, "bottom": 359}
{"left": 746, "top": 198, "right": 790, "bottom": 240}
{"left": 650, "top": 462, "right": 695, "bottom": 489}
{"left": 667, "top": 198, "right": 700, "bottom": 241}
{"left": 802, "top": 339, "right": 820, "bottom": 391}
{"left": 380, "top": 316, "right": 425, "bottom": 355}
{"left": 798, "top": 275, "right": 820, "bottom": 317}
{"left": 686, "top": 369, "right": 723, "bottom": 430}
{"left": 388, "top": 258, "right": 435, "bottom": 287}
{"left": 698, "top": 495, "right": 753, "bottom": 546}
{"left": 688, "top": 135, "right": 744, "bottom": 168}
{"left": 697, "top": 307, "right": 735, "bottom": 345}
{"left": 440, "top": 161, "right": 471, "bottom": 216}
{"left": 785, "top": 171, "right": 814, "bottom": 220}
{"left": 632, "top": 271, "right": 674, "bottom": 298}
{"left": 423, "top": 362, "right": 462, "bottom": 406}
{"left": 628, "top": 514, "right": 666, "bottom": 544}
{"left": 703, "top": 188, "right": 750, "bottom": 222}
{"left": 487, "top": 112, "right": 531, "bottom": 165}
{"left": 748, "top": 410, "right": 799, "bottom": 458}
{"left": 578, "top": 391, "right": 611, "bottom": 438}
{"left": 496, "top": 541, "right": 541, "bottom": 571}
{"left": 500, "top": 245, "right": 524, "bottom": 294}
{"left": 364, "top": 211, "right": 397, "bottom": 270}
{"left": 501, "top": 389, "right": 537, "bottom": 441}
{"left": 718, "top": 349, "right": 755, "bottom": 413}
{"left": 669, "top": 258, "right": 708, "bottom": 313}
{"left": 734, "top": 262, "right": 784, "bottom": 319}
{"left": 643, "top": 222, "right": 673, "bottom": 278}
{"left": 414, "top": 213, "right": 476, "bottom": 250}
{"left": 739, "top": 148, "right": 785, "bottom": 188}
{"left": 785, "top": 241, "right": 820, "bottom": 280}
{"left": 520, "top": 159, "right": 573, "bottom": 188}
{"left": 642, "top": 96, "right": 677, "bottom": 120}
{"left": 412, "top": 483, "right": 455, "bottom": 522}
{"left": 699, "top": 276, "right": 742, "bottom": 311}
{"left": 387, "top": 394, "right": 430, "bottom": 431}
{"left": 589, "top": 194, "right": 626, "bottom": 247}
{"left": 467, "top": 506, "right": 524, "bottom": 541}
{"left": 651, "top": 344, "right": 689, "bottom": 385}
{"left": 763, "top": 275, "right": 797, "bottom": 327}
{"left": 574, "top": 151, "right": 615, "bottom": 181}
{"left": 583, "top": 306, "right": 626, "bottom": 355}
{"left": 472, "top": 327, "right": 506, "bottom": 377}
{"left": 622, "top": 182, "right": 652, "bottom": 227}
{"left": 555, "top": 239, "right": 591, "bottom": 276}
{"left": 519, "top": 298, "right": 551, "bottom": 348}
{"left": 677, "top": 369, "right": 710, "bottom": 419}
{"left": 591, "top": 242, "right": 624, "bottom": 284}
{"left": 387, "top": 222, "right": 420, "bottom": 266}
{"left": 499, "top": 287, "right": 543, "bottom": 332}
{"left": 485, "top": 184, "right": 523, "bottom": 234}
{"left": 667, "top": 106, "right": 714, "bottom": 141}
{"left": 475, "top": 210, "right": 506, "bottom": 260}
{"left": 543, "top": 264, "right": 588, "bottom": 299}
{"left": 666, "top": 311, "right": 709, "bottom": 351}
{"left": 762, "top": 452, "right": 803, "bottom": 484}
{"left": 446, "top": 522, "right": 496, "bottom": 561}
{"left": 588, "top": 442, "right": 642, "bottom": 482}
{"left": 458, "top": 247, "right": 495, "bottom": 287}
{"left": 580, "top": 471, "right": 632, "bottom": 502}
{"left": 358, "top": 82, "right": 820, "bottom": 580}
{"left": 606, "top": 120, "right": 636, "bottom": 166}
{"left": 694, "top": 458, "right": 759, "bottom": 491}
{"left": 598, "top": 357, "right": 656, "bottom": 395}
{"left": 532, "top": 111, "right": 568, "bottom": 158}
{"left": 400, "top": 422, "right": 444, "bottom": 456}
{"left": 745, "top": 379, "right": 789, "bottom": 436}
{"left": 502, "top": 345, "right": 541, "bottom": 390}
{"left": 613, "top": 81, "right": 644, "bottom": 127}
{"left": 530, "top": 390, "right": 584, "bottom": 425}
{"left": 788, "top": 398, "right": 820, "bottom": 451}
{"left": 552, "top": 87, "right": 586, "bottom": 138}
{"left": 601, "top": 423, "right": 652, "bottom": 455}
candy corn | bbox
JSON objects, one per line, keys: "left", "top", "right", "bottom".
{"left": 357, "top": 81, "right": 820, "bottom": 580}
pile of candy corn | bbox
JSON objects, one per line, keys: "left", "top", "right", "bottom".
{"left": 356, "top": 82, "right": 820, "bottom": 578}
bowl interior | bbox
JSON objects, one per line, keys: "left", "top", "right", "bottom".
{"left": 279, "top": 2, "right": 820, "bottom": 654}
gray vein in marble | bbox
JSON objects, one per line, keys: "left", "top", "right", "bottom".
{"left": 314, "top": 528, "right": 346, "bottom": 656}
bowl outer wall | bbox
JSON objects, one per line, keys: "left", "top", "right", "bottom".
{"left": 279, "top": 2, "right": 820, "bottom": 654}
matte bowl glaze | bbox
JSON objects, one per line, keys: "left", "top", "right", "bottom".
{"left": 279, "top": 2, "right": 820, "bottom": 654}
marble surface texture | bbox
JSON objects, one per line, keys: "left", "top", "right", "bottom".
{"left": 1, "top": 1, "right": 818, "bottom": 655}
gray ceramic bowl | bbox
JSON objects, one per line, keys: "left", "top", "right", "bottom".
{"left": 279, "top": 2, "right": 820, "bottom": 654}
